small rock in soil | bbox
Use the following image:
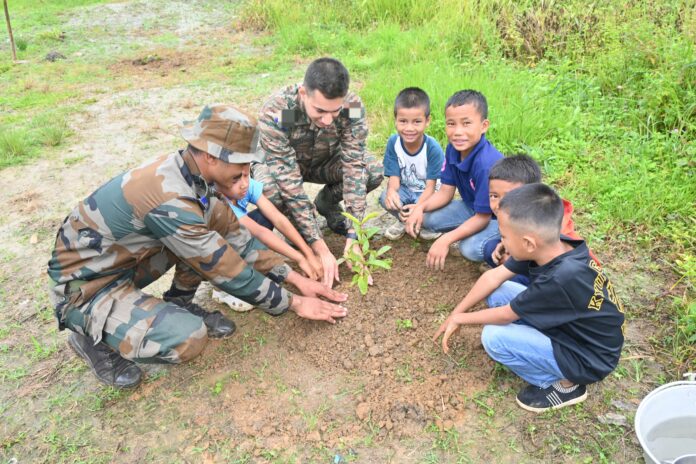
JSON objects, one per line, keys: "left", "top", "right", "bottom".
{"left": 364, "top": 334, "right": 374, "bottom": 347}
{"left": 611, "top": 399, "right": 636, "bottom": 411}
{"left": 356, "top": 402, "right": 370, "bottom": 420}
{"left": 306, "top": 430, "right": 321, "bottom": 442}
{"left": 342, "top": 359, "right": 354, "bottom": 370}
{"left": 598, "top": 412, "right": 628, "bottom": 427}
{"left": 368, "top": 345, "right": 383, "bottom": 357}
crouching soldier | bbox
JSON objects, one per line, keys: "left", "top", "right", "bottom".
{"left": 47, "top": 104, "right": 348, "bottom": 389}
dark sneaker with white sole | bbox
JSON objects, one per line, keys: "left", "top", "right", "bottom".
{"left": 516, "top": 382, "right": 587, "bottom": 412}
{"left": 68, "top": 332, "right": 142, "bottom": 389}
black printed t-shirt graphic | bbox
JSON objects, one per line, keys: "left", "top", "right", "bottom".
{"left": 504, "top": 238, "right": 625, "bottom": 385}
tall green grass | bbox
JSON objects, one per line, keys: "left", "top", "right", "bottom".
{"left": 0, "top": 112, "right": 72, "bottom": 168}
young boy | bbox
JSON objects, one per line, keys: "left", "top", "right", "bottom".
{"left": 403, "top": 90, "right": 503, "bottom": 269}
{"left": 212, "top": 174, "right": 323, "bottom": 311}
{"left": 379, "top": 87, "right": 445, "bottom": 240}
{"left": 482, "top": 154, "right": 598, "bottom": 286}
{"left": 433, "top": 183, "right": 625, "bottom": 412}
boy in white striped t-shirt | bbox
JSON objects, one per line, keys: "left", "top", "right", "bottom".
{"left": 379, "top": 87, "right": 445, "bottom": 240}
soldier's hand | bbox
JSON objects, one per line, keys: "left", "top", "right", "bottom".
{"left": 384, "top": 189, "right": 403, "bottom": 211}
{"left": 294, "top": 272, "right": 348, "bottom": 302}
{"left": 314, "top": 246, "right": 339, "bottom": 288}
{"left": 290, "top": 295, "right": 348, "bottom": 324}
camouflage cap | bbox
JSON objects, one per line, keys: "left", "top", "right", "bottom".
{"left": 180, "top": 104, "right": 262, "bottom": 163}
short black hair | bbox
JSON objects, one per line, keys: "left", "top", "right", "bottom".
{"left": 489, "top": 154, "right": 542, "bottom": 185}
{"left": 303, "top": 57, "right": 350, "bottom": 99}
{"left": 445, "top": 89, "right": 488, "bottom": 120}
{"left": 394, "top": 87, "right": 431, "bottom": 117}
{"left": 498, "top": 183, "right": 563, "bottom": 243}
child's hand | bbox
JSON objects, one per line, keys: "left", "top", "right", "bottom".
{"left": 306, "top": 253, "right": 323, "bottom": 281}
{"left": 404, "top": 206, "right": 423, "bottom": 238}
{"left": 432, "top": 314, "right": 462, "bottom": 354}
{"left": 426, "top": 236, "right": 450, "bottom": 270}
{"left": 491, "top": 242, "right": 509, "bottom": 265}
{"left": 384, "top": 189, "right": 403, "bottom": 211}
{"left": 298, "top": 257, "right": 320, "bottom": 281}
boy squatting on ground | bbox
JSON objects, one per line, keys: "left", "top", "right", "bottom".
{"left": 433, "top": 183, "right": 625, "bottom": 412}
{"left": 482, "top": 154, "right": 599, "bottom": 288}
{"left": 212, "top": 173, "right": 324, "bottom": 311}
{"left": 378, "top": 87, "right": 445, "bottom": 241}
{"left": 403, "top": 90, "right": 503, "bottom": 270}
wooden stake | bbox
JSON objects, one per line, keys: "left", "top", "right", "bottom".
{"left": 3, "top": 0, "right": 17, "bottom": 61}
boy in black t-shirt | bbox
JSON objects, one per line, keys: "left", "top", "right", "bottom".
{"left": 433, "top": 183, "right": 624, "bottom": 412}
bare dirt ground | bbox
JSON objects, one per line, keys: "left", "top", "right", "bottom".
{"left": 0, "top": 1, "right": 677, "bottom": 463}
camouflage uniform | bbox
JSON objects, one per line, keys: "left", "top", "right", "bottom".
{"left": 48, "top": 106, "right": 293, "bottom": 364}
{"left": 252, "top": 84, "right": 383, "bottom": 243}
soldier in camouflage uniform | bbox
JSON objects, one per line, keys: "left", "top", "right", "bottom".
{"left": 47, "top": 104, "right": 348, "bottom": 389}
{"left": 251, "top": 58, "right": 383, "bottom": 287}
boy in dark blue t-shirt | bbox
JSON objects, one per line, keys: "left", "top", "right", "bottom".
{"left": 433, "top": 183, "right": 625, "bottom": 412}
{"left": 403, "top": 90, "right": 503, "bottom": 269}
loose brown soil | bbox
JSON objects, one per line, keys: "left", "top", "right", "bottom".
{"left": 218, "top": 233, "right": 491, "bottom": 444}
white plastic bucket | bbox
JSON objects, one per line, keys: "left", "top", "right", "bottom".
{"left": 635, "top": 380, "right": 696, "bottom": 464}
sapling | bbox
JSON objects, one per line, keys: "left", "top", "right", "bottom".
{"left": 337, "top": 211, "right": 392, "bottom": 295}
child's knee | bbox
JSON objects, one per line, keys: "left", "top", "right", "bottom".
{"left": 481, "top": 324, "right": 510, "bottom": 358}
{"left": 459, "top": 239, "right": 484, "bottom": 262}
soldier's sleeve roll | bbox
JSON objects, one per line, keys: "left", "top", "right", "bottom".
{"left": 258, "top": 104, "right": 323, "bottom": 243}
{"left": 144, "top": 200, "right": 292, "bottom": 315}
{"left": 340, "top": 94, "right": 369, "bottom": 221}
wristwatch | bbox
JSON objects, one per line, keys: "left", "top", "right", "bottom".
{"left": 346, "top": 232, "right": 358, "bottom": 240}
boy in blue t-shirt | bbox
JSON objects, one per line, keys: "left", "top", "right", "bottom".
{"left": 433, "top": 184, "right": 624, "bottom": 412}
{"left": 379, "top": 87, "right": 445, "bottom": 240}
{"left": 404, "top": 90, "right": 503, "bottom": 268}
{"left": 213, "top": 175, "right": 323, "bottom": 311}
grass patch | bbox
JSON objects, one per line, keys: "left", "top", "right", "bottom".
{"left": 0, "top": 129, "right": 32, "bottom": 166}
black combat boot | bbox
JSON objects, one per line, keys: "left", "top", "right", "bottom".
{"left": 314, "top": 187, "right": 348, "bottom": 236}
{"left": 162, "top": 290, "right": 236, "bottom": 339}
{"left": 68, "top": 332, "right": 142, "bottom": 389}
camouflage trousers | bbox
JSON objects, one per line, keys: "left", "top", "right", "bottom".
{"left": 252, "top": 153, "right": 383, "bottom": 212}
{"left": 63, "top": 250, "right": 209, "bottom": 365}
